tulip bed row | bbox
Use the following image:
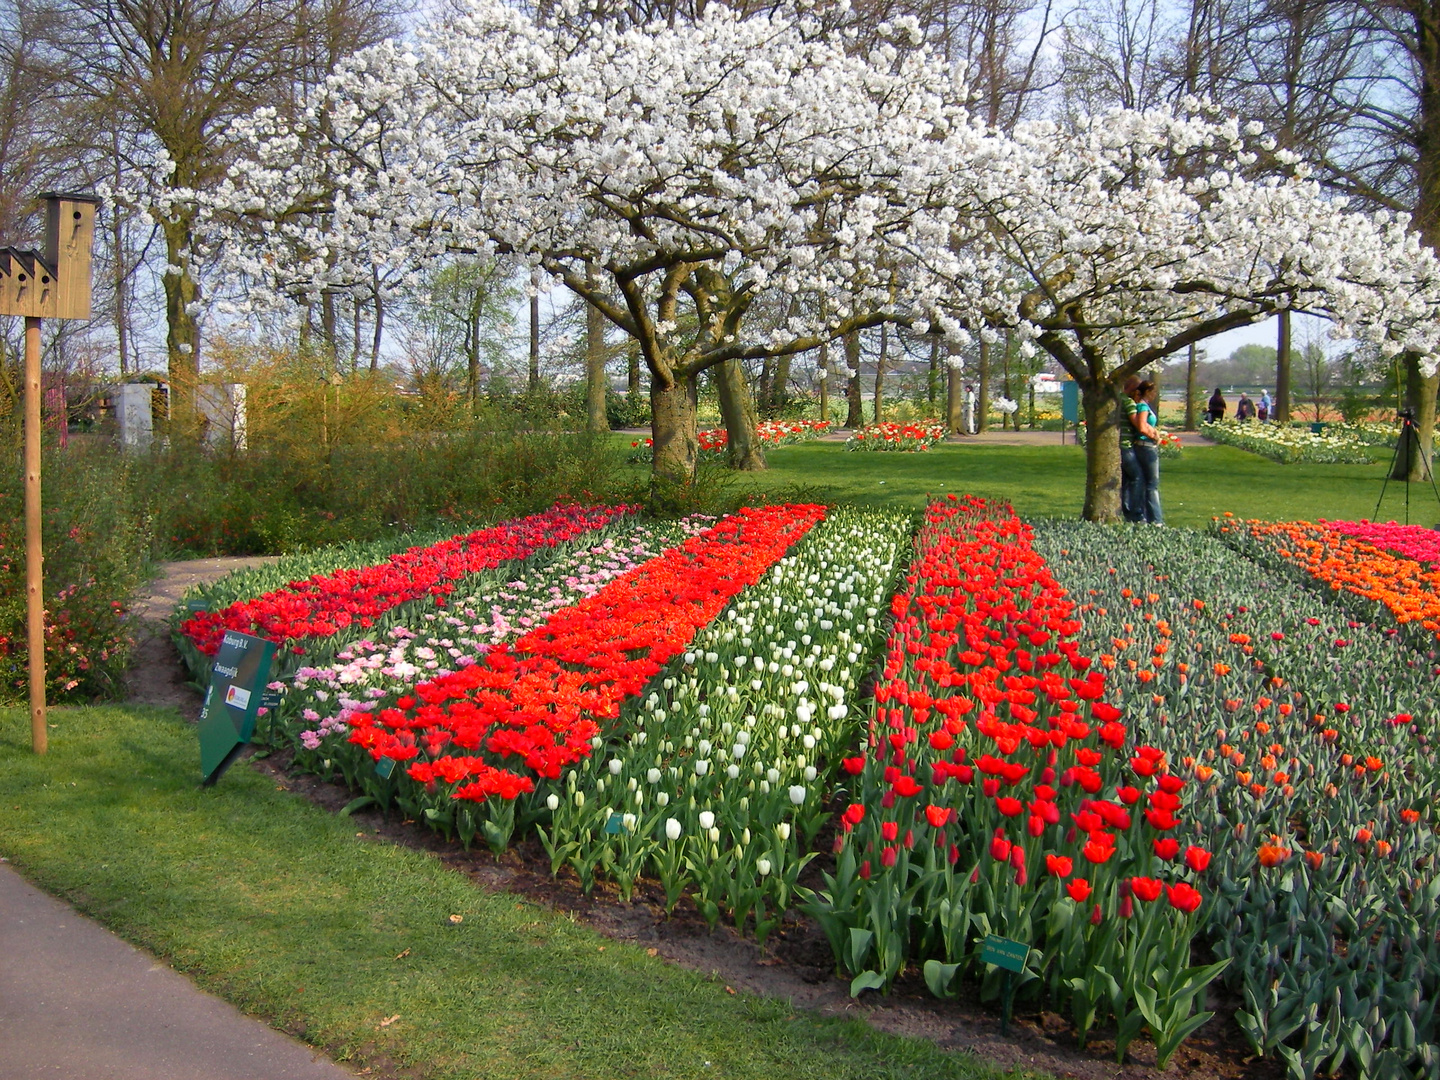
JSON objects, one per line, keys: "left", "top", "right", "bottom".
{"left": 808, "top": 497, "right": 1223, "bottom": 1068}
{"left": 176, "top": 503, "right": 636, "bottom": 680}
{"left": 1031, "top": 522, "right": 1440, "bottom": 1080}
{"left": 627, "top": 419, "right": 833, "bottom": 462}
{"left": 1201, "top": 419, "right": 1375, "bottom": 464}
{"left": 1327, "top": 518, "right": 1440, "bottom": 564}
{"left": 844, "top": 421, "right": 949, "bottom": 452}
{"left": 1216, "top": 517, "right": 1440, "bottom": 649}
{"left": 544, "top": 505, "right": 911, "bottom": 927}
{"left": 1329, "top": 421, "right": 1400, "bottom": 447}
{"left": 286, "top": 515, "right": 715, "bottom": 755}
{"left": 277, "top": 504, "right": 828, "bottom": 850}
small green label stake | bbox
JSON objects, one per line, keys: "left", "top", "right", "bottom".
{"left": 981, "top": 934, "right": 1032, "bottom": 1035}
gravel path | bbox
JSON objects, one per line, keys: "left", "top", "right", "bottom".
{"left": 123, "top": 556, "right": 281, "bottom": 712}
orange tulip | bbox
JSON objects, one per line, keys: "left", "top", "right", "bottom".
{"left": 1257, "top": 843, "right": 1291, "bottom": 867}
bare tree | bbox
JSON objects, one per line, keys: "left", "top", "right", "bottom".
{"left": 42, "top": 0, "right": 399, "bottom": 435}
{"left": 1060, "top": 0, "right": 1173, "bottom": 114}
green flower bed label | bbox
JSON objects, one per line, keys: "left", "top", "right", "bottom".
{"left": 980, "top": 934, "right": 1030, "bottom": 973}
{"left": 199, "top": 630, "right": 277, "bottom": 786}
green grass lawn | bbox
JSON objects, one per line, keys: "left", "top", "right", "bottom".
{"left": 0, "top": 706, "right": 1025, "bottom": 1080}
{"left": 619, "top": 438, "right": 1432, "bottom": 530}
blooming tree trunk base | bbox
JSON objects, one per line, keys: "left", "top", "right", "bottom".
{"left": 1082, "top": 380, "right": 1125, "bottom": 523}
{"left": 715, "top": 359, "right": 767, "bottom": 471}
{"left": 650, "top": 374, "right": 700, "bottom": 495}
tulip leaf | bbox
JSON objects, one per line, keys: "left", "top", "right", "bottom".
{"left": 339, "top": 796, "right": 377, "bottom": 817}
{"left": 923, "top": 959, "right": 960, "bottom": 1000}
{"left": 849, "top": 970, "right": 886, "bottom": 998}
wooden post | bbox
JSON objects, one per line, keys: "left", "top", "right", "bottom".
{"left": 0, "top": 193, "right": 98, "bottom": 754}
{"left": 25, "top": 315, "right": 44, "bottom": 753}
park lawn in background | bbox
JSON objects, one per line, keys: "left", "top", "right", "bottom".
{"left": 0, "top": 706, "right": 1027, "bottom": 1080}
{"left": 616, "top": 439, "right": 1426, "bottom": 529}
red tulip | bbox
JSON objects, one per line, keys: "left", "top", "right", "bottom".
{"left": 1130, "top": 876, "right": 1163, "bottom": 902}
{"left": 1184, "top": 845, "right": 1212, "bottom": 872}
{"left": 1046, "top": 854, "right": 1073, "bottom": 877}
{"left": 1166, "top": 882, "right": 1203, "bottom": 914}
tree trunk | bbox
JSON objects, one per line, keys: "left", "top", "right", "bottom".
{"left": 161, "top": 215, "right": 201, "bottom": 441}
{"left": 1080, "top": 378, "right": 1126, "bottom": 523}
{"left": 1276, "top": 309, "right": 1292, "bottom": 424}
{"left": 627, "top": 347, "right": 641, "bottom": 398}
{"left": 528, "top": 293, "right": 541, "bottom": 394}
{"left": 650, "top": 372, "right": 700, "bottom": 492}
{"left": 715, "top": 358, "right": 766, "bottom": 470}
{"left": 818, "top": 340, "right": 829, "bottom": 422}
{"left": 773, "top": 353, "right": 791, "bottom": 415}
{"left": 1001, "top": 343, "right": 1014, "bottom": 431}
{"left": 1392, "top": 354, "right": 1438, "bottom": 481}
{"left": 928, "top": 336, "right": 941, "bottom": 405}
{"left": 1184, "top": 343, "right": 1198, "bottom": 431}
{"left": 946, "top": 360, "right": 963, "bottom": 432}
{"left": 466, "top": 309, "right": 481, "bottom": 411}
{"left": 844, "top": 332, "right": 864, "bottom": 428}
{"left": 112, "top": 200, "right": 129, "bottom": 377}
{"left": 977, "top": 336, "right": 991, "bottom": 432}
{"left": 321, "top": 292, "right": 338, "bottom": 362}
{"left": 585, "top": 269, "right": 609, "bottom": 433}
{"left": 873, "top": 324, "right": 887, "bottom": 423}
{"left": 758, "top": 356, "right": 773, "bottom": 416}
{"left": 351, "top": 297, "right": 363, "bottom": 371}
{"left": 371, "top": 290, "right": 384, "bottom": 372}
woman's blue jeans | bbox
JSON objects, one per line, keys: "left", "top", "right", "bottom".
{"left": 1128, "top": 444, "right": 1162, "bottom": 524}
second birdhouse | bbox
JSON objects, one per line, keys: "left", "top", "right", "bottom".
{"left": 0, "top": 193, "right": 99, "bottom": 321}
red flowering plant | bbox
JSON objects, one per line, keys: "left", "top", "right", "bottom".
{"left": 178, "top": 503, "right": 634, "bottom": 677}
{"left": 843, "top": 420, "right": 947, "bottom": 452}
{"left": 629, "top": 420, "right": 832, "bottom": 462}
{"left": 805, "top": 496, "right": 1224, "bottom": 1066}
{"left": 324, "top": 505, "right": 826, "bottom": 853}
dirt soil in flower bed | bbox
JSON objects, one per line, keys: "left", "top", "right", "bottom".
{"left": 128, "top": 556, "right": 1276, "bottom": 1080}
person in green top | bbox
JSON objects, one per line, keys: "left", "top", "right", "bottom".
{"left": 1123, "top": 378, "right": 1163, "bottom": 524}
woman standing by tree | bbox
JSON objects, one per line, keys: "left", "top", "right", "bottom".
{"left": 1125, "top": 379, "right": 1163, "bottom": 524}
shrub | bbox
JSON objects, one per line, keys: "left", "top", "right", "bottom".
{"left": 0, "top": 439, "right": 150, "bottom": 703}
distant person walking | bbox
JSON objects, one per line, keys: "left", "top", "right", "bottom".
{"left": 1125, "top": 378, "right": 1164, "bottom": 524}
{"left": 963, "top": 384, "right": 977, "bottom": 435}
{"left": 1258, "top": 389, "right": 1273, "bottom": 422}
{"left": 1206, "top": 388, "right": 1226, "bottom": 424}
{"left": 1236, "top": 393, "right": 1256, "bottom": 421}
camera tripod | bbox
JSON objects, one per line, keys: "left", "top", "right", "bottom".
{"left": 1373, "top": 412, "right": 1440, "bottom": 524}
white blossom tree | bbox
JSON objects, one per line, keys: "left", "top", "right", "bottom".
{"left": 913, "top": 106, "right": 1440, "bottom": 520}
{"left": 212, "top": 0, "right": 986, "bottom": 491}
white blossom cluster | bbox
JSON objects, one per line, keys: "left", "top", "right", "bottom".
{"left": 207, "top": 0, "right": 983, "bottom": 364}
{"left": 914, "top": 106, "right": 1440, "bottom": 374}
{"left": 198, "top": 0, "right": 1440, "bottom": 376}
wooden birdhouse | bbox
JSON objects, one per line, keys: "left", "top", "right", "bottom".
{"left": 0, "top": 192, "right": 99, "bottom": 321}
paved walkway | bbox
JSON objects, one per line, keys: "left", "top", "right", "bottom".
{"left": 7, "top": 555, "right": 351, "bottom": 1080}
{"left": 0, "top": 861, "right": 354, "bottom": 1080}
